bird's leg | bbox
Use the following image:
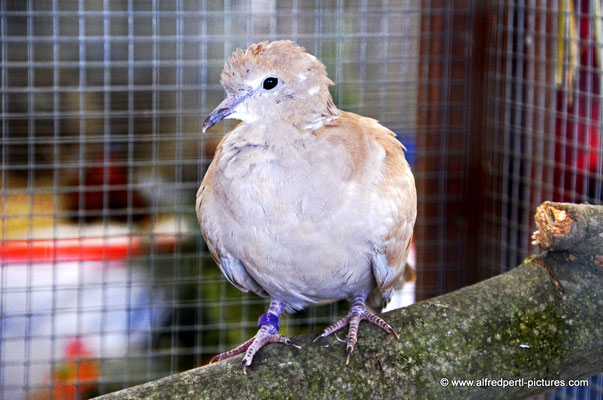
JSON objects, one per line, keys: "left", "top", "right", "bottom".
{"left": 313, "top": 295, "right": 398, "bottom": 364}
{"left": 209, "top": 299, "right": 300, "bottom": 374}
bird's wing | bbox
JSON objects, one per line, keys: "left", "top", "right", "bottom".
{"left": 196, "top": 139, "right": 268, "bottom": 298}
{"left": 364, "top": 116, "right": 417, "bottom": 302}
{"left": 217, "top": 252, "right": 268, "bottom": 297}
{"left": 318, "top": 111, "right": 417, "bottom": 305}
{"left": 370, "top": 164, "right": 416, "bottom": 295}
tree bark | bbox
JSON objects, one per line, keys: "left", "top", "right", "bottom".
{"left": 96, "top": 203, "right": 603, "bottom": 400}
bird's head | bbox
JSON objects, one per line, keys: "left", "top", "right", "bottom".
{"left": 202, "top": 40, "right": 337, "bottom": 133}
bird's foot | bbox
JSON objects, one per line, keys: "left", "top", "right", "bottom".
{"left": 210, "top": 329, "right": 300, "bottom": 374}
{"left": 209, "top": 304, "right": 300, "bottom": 374}
{"left": 313, "top": 296, "right": 398, "bottom": 364}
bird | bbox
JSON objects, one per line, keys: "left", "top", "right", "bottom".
{"left": 196, "top": 40, "right": 416, "bottom": 373}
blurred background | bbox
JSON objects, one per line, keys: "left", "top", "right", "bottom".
{"left": 0, "top": 0, "right": 601, "bottom": 399}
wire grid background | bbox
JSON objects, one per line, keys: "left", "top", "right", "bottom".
{"left": 484, "top": 0, "right": 603, "bottom": 277}
{"left": 0, "top": 0, "right": 601, "bottom": 399}
{"left": 482, "top": 1, "right": 602, "bottom": 398}
{"left": 0, "top": 1, "right": 421, "bottom": 398}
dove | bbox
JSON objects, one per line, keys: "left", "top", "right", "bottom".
{"left": 196, "top": 40, "right": 416, "bottom": 373}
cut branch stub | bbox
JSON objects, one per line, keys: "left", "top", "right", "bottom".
{"left": 532, "top": 203, "right": 574, "bottom": 248}
{"left": 532, "top": 201, "right": 603, "bottom": 258}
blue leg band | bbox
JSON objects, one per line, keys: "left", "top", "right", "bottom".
{"left": 258, "top": 312, "right": 280, "bottom": 332}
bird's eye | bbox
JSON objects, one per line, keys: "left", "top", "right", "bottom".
{"left": 262, "top": 77, "right": 278, "bottom": 90}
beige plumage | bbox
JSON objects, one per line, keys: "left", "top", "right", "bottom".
{"left": 196, "top": 40, "right": 416, "bottom": 372}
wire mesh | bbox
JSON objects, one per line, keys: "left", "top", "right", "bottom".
{"left": 415, "top": 0, "right": 476, "bottom": 301}
{"left": 485, "top": 0, "right": 603, "bottom": 274}
{"left": 0, "top": 0, "right": 601, "bottom": 399}
{"left": 484, "top": 1, "right": 603, "bottom": 398}
{"left": 0, "top": 1, "right": 421, "bottom": 398}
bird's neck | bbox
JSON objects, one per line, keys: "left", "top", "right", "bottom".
{"left": 229, "top": 96, "right": 339, "bottom": 146}
{"left": 289, "top": 96, "right": 339, "bottom": 132}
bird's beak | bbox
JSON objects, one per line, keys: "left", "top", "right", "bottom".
{"left": 202, "top": 95, "right": 246, "bottom": 133}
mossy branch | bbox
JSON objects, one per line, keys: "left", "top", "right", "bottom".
{"left": 96, "top": 203, "right": 603, "bottom": 400}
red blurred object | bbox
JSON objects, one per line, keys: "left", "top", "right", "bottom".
{"left": 65, "top": 152, "right": 149, "bottom": 223}
{"left": 0, "top": 233, "right": 180, "bottom": 265}
{"left": 554, "top": 0, "right": 601, "bottom": 201}
{"left": 0, "top": 236, "right": 144, "bottom": 265}
{"left": 31, "top": 338, "right": 99, "bottom": 400}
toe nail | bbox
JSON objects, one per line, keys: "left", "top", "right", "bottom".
{"left": 345, "top": 345, "right": 354, "bottom": 365}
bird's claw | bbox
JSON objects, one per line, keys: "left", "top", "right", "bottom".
{"left": 238, "top": 335, "right": 300, "bottom": 374}
{"left": 287, "top": 340, "right": 303, "bottom": 349}
{"left": 334, "top": 333, "right": 346, "bottom": 343}
{"left": 345, "top": 344, "right": 354, "bottom": 365}
{"left": 212, "top": 331, "right": 299, "bottom": 374}
{"left": 315, "top": 304, "right": 398, "bottom": 365}
{"left": 209, "top": 336, "right": 255, "bottom": 364}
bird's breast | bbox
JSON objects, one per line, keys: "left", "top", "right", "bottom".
{"left": 200, "top": 137, "right": 379, "bottom": 306}
{"left": 217, "top": 140, "right": 352, "bottom": 223}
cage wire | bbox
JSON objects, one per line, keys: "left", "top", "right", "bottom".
{"left": 483, "top": 1, "right": 603, "bottom": 398}
{"left": 0, "top": 0, "right": 601, "bottom": 399}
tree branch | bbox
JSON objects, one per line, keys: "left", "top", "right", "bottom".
{"left": 96, "top": 203, "right": 603, "bottom": 400}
